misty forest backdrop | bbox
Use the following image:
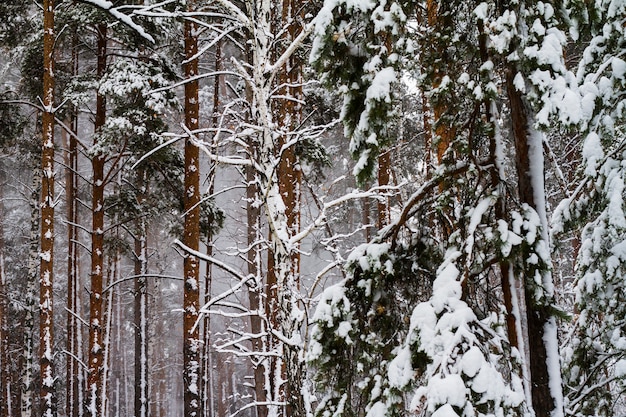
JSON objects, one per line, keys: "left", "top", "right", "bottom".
{"left": 1, "top": 1, "right": 626, "bottom": 417}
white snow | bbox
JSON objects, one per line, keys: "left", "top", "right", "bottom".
{"left": 461, "top": 346, "right": 483, "bottom": 378}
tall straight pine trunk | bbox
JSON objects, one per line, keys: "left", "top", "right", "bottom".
{"left": 86, "top": 23, "right": 107, "bottom": 417}
{"left": 134, "top": 168, "right": 149, "bottom": 417}
{"left": 0, "top": 176, "right": 8, "bottom": 417}
{"left": 183, "top": 4, "right": 202, "bottom": 415}
{"left": 507, "top": 67, "right": 563, "bottom": 417}
{"left": 22, "top": 172, "right": 40, "bottom": 417}
{"left": 201, "top": 40, "right": 222, "bottom": 416}
{"left": 40, "top": 0, "right": 57, "bottom": 415}
{"left": 277, "top": 0, "right": 304, "bottom": 413}
{"left": 426, "top": 0, "right": 456, "bottom": 239}
{"left": 65, "top": 30, "right": 81, "bottom": 417}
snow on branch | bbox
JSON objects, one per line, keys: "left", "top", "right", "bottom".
{"left": 131, "top": 135, "right": 182, "bottom": 170}
{"left": 382, "top": 162, "right": 470, "bottom": 243}
{"left": 180, "top": 123, "right": 255, "bottom": 168}
{"left": 289, "top": 184, "right": 402, "bottom": 246}
{"left": 76, "top": 0, "right": 155, "bottom": 43}
{"left": 266, "top": 18, "right": 317, "bottom": 75}
{"left": 173, "top": 239, "right": 250, "bottom": 284}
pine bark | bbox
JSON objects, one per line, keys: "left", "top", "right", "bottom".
{"left": 40, "top": 0, "right": 57, "bottom": 415}
{"left": 425, "top": 0, "right": 455, "bottom": 239}
{"left": 246, "top": 154, "right": 267, "bottom": 417}
{"left": 134, "top": 170, "right": 149, "bottom": 417}
{"left": 507, "top": 68, "right": 561, "bottom": 417}
{"left": 22, "top": 172, "right": 40, "bottom": 417}
{"left": 273, "top": 0, "right": 305, "bottom": 414}
{"left": 0, "top": 175, "right": 8, "bottom": 417}
{"left": 427, "top": 0, "right": 455, "bottom": 165}
{"left": 201, "top": 40, "right": 222, "bottom": 417}
{"left": 377, "top": 151, "right": 391, "bottom": 229}
{"left": 65, "top": 34, "right": 81, "bottom": 417}
{"left": 183, "top": 4, "right": 202, "bottom": 415}
{"left": 86, "top": 23, "right": 107, "bottom": 417}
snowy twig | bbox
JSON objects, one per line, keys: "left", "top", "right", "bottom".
{"left": 148, "top": 70, "right": 244, "bottom": 95}
{"left": 64, "top": 307, "right": 89, "bottom": 328}
{"left": 266, "top": 18, "right": 316, "bottom": 75}
{"left": 103, "top": 274, "right": 183, "bottom": 293}
{"left": 289, "top": 185, "right": 402, "bottom": 245}
{"left": 383, "top": 162, "right": 470, "bottom": 245}
{"left": 131, "top": 135, "right": 182, "bottom": 170}
{"left": 76, "top": 0, "right": 155, "bottom": 43}
{"left": 61, "top": 349, "right": 89, "bottom": 370}
{"left": 0, "top": 99, "right": 88, "bottom": 150}
{"left": 174, "top": 239, "right": 250, "bottom": 284}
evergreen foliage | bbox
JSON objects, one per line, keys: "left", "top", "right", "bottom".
{"left": 310, "top": 0, "right": 416, "bottom": 183}
{"left": 553, "top": 1, "right": 626, "bottom": 415}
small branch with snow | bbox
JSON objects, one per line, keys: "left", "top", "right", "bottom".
{"left": 76, "top": 0, "right": 155, "bottom": 43}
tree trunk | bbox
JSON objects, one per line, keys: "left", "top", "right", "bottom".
{"left": 275, "top": 0, "right": 305, "bottom": 414}
{"left": 506, "top": 67, "right": 563, "bottom": 417}
{"left": 377, "top": 151, "right": 391, "bottom": 229}
{"left": 426, "top": 0, "right": 455, "bottom": 239}
{"left": 134, "top": 169, "right": 149, "bottom": 417}
{"left": 101, "top": 257, "right": 116, "bottom": 417}
{"left": 472, "top": 18, "right": 535, "bottom": 407}
{"left": 86, "top": 23, "right": 107, "bottom": 417}
{"left": 246, "top": 154, "right": 267, "bottom": 417}
{"left": 133, "top": 232, "right": 149, "bottom": 417}
{"left": 22, "top": 172, "right": 40, "bottom": 417}
{"left": 183, "top": 3, "right": 202, "bottom": 415}
{"left": 65, "top": 33, "right": 81, "bottom": 416}
{"left": 0, "top": 175, "right": 8, "bottom": 417}
{"left": 40, "top": 1, "right": 57, "bottom": 415}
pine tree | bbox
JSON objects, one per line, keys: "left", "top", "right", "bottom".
{"left": 86, "top": 22, "right": 108, "bottom": 417}
{"left": 183, "top": 2, "right": 203, "bottom": 415}
{"left": 39, "top": 0, "right": 57, "bottom": 415}
{"left": 308, "top": 1, "right": 573, "bottom": 416}
{"left": 0, "top": 173, "right": 7, "bottom": 417}
{"left": 554, "top": 1, "right": 626, "bottom": 415}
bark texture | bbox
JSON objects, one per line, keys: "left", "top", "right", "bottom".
{"left": 507, "top": 68, "right": 560, "bottom": 417}
{"left": 134, "top": 215, "right": 148, "bottom": 417}
{"left": 40, "top": 1, "right": 57, "bottom": 415}
{"left": 0, "top": 176, "right": 8, "bottom": 417}
{"left": 22, "top": 173, "right": 40, "bottom": 417}
{"left": 183, "top": 5, "right": 202, "bottom": 415}
{"left": 86, "top": 23, "right": 107, "bottom": 417}
{"left": 65, "top": 36, "right": 81, "bottom": 416}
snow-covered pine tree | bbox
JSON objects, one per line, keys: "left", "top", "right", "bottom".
{"left": 553, "top": 1, "right": 626, "bottom": 415}
{"left": 309, "top": 1, "right": 575, "bottom": 416}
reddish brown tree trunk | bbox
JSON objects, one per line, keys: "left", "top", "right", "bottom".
{"left": 425, "top": 0, "right": 455, "bottom": 240}
{"left": 377, "top": 151, "right": 391, "bottom": 229}
{"left": 65, "top": 32, "right": 81, "bottom": 417}
{"left": 183, "top": 4, "right": 202, "bottom": 415}
{"left": 274, "top": 0, "right": 305, "bottom": 414}
{"left": 507, "top": 68, "right": 557, "bottom": 417}
{"left": 40, "top": 1, "right": 57, "bottom": 415}
{"left": 86, "top": 23, "right": 107, "bottom": 417}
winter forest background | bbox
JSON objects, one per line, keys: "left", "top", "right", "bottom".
{"left": 1, "top": 0, "right": 626, "bottom": 417}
